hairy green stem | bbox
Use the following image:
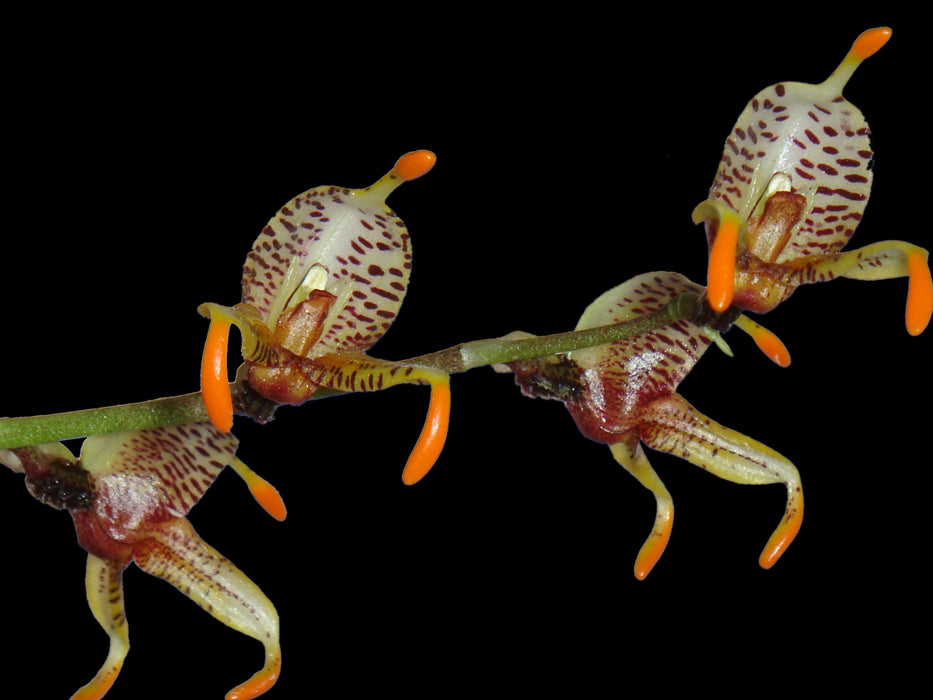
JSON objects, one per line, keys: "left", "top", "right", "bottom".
{"left": 0, "top": 294, "right": 700, "bottom": 449}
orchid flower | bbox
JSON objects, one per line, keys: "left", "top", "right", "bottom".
{"left": 693, "top": 27, "right": 933, "bottom": 335}
{"left": 500, "top": 271, "right": 800, "bottom": 580}
{"left": 0, "top": 423, "right": 285, "bottom": 700}
{"left": 199, "top": 151, "right": 449, "bottom": 485}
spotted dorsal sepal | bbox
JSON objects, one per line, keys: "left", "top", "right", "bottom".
{"left": 242, "top": 151, "right": 436, "bottom": 356}
{"left": 698, "top": 27, "right": 893, "bottom": 302}
{"left": 309, "top": 150, "right": 433, "bottom": 356}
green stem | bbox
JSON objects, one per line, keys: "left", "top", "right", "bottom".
{"left": 0, "top": 393, "right": 210, "bottom": 450}
{"left": 0, "top": 294, "right": 700, "bottom": 449}
{"left": 405, "top": 293, "right": 700, "bottom": 373}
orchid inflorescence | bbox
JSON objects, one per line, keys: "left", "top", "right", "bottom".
{"left": 1, "top": 27, "right": 929, "bottom": 699}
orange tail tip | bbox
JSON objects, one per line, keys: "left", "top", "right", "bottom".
{"left": 225, "top": 661, "right": 281, "bottom": 700}
{"left": 201, "top": 313, "right": 235, "bottom": 433}
{"left": 633, "top": 517, "right": 673, "bottom": 581}
{"left": 401, "top": 376, "right": 451, "bottom": 485}
{"left": 735, "top": 316, "right": 791, "bottom": 367}
{"left": 851, "top": 27, "right": 892, "bottom": 62}
{"left": 707, "top": 211, "right": 741, "bottom": 312}
{"left": 826, "top": 27, "right": 892, "bottom": 92}
{"left": 230, "top": 458, "right": 287, "bottom": 521}
{"left": 71, "top": 670, "right": 121, "bottom": 700}
{"left": 753, "top": 328, "right": 791, "bottom": 368}
{"left": 249, "top": 479, "right": 288, "bottom": 522}
{"left": 393, "top": 150, "right": 437, "bottom": 182}
{"left": 758, "top": 499, "right": 803, "bottom": 569}
{"left": 906, "top": 250, "right": 933, "bottom": 336}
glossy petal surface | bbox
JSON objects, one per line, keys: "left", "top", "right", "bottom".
{"left": 81, "top": 423, "right": 238, "bottom": 522}
{"left": 241, "top": 159, "right": 424, "bottom": 356}
{"left": 702, "top": 30, "right": 886, "bottom": 264}
{"left": 566, "top": 271, "right": 713, "bottom": 441}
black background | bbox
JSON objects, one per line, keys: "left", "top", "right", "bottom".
{"left": 3, "top": 8, "right": 929, "bottom": 698}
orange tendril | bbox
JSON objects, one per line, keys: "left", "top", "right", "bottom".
{"left": 824, "top": 26, "right": 891, "bottom": 94}
{"left": 906, "top": 251, "right": 933, "bottom": 336}
{"left": 201, "top": 313, "right": 235, "bottom": 433}
{"left": 247, "top": 479, "right": 288, "bottom": 522}
{"left": 225, "top": 659, "right": 282, "bottom": 700}
{"left": 393, "top": 150, "right": 437, "bottom": 182}
{"left": 707, "top": 211, "right": 740, "bottom": 312}
{"left": 401, "top": 376, "right": 451, "bottom": 485}
{"left": 633, "top": 512, "right": 673, "bottom": 581}
{"left": 734, "top": 316, "right": 791, "bottom": 367}
{"left": 231, "top": 458, "right": 287, "bottom": 521}
{"left": 758, "top": 491, "right": 803, "bottom": 569}
{"left": 851, "top": 26, "right": 892, "bottom": 61}
{"left": 71, "top": 670, "right": 121, "bottom": 700}
{"left": 752, "top": 328, "right": 791, "bottom": 368}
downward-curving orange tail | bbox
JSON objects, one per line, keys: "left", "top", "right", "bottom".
{"left": 201, "top": 313, "right": 235, "bottom": 433}
{"left": 707, "top": 212, "right": 741, "bottom": 312}
{"left": 906, "top": 250, "right": 933, "bottom": 336}
{"left": 401, "top": 377, "right": 451, "bottom": 485}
